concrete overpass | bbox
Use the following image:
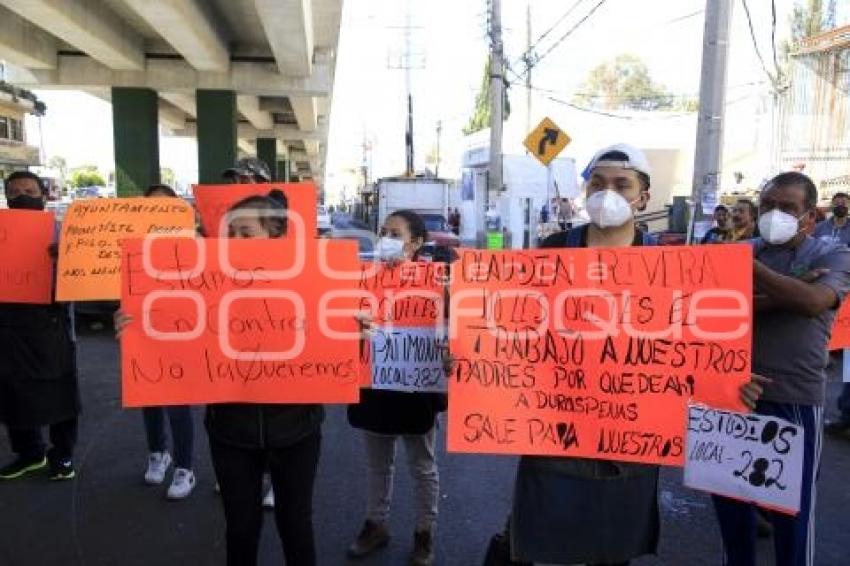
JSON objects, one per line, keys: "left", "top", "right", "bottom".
{"left": 0, "top": 0, "right": 342, "bottom": 194}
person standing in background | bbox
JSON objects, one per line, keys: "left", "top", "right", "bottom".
{"left": 0, "top": 171, "right": 80, "bottom": 481}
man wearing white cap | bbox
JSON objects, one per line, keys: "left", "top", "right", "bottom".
{"left": 506, "top": 144, "right": 764, "bottom": 566}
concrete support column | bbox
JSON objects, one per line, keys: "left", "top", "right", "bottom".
{"left": 112, "top": 87, "right": 159, "bottom": 196}
{"left": 256, "top": 138, "right": 277, "bottom": 180}
{"left": 196, "top": 89, "right": 236, "bottom": 184}
{"left": 277, "top": 159, "right": 289, "bottom": 183}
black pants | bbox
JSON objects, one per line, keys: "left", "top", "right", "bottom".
{"left": 7, "top": 417, "right": 78, "bottom": 461}
{"left": 209, "top": 433, "right": 321, "bottom": 566}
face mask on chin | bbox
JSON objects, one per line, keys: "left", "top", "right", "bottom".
{"left": 585, "top": 189, "right": 638, "bottom": 229}
{"left": 833, "top": 205, "right": 848, "bottom": 219}
{"left": 758, "top": 209, "right": 804, "bottom": 245}
{"left": 7, "top": 194, "right": 45, "bottom": 211}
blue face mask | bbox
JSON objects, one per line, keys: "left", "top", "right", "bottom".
{"left": 8, "top": 194, "right": 45, "bottom": 211}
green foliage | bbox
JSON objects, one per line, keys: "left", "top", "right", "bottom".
{"left": 160, "top": 167, "right": 175, "bottom": 186}
{"left": 463, "top": 57, "right": 511, "bottom": 135}
{"left": 47, "top": 156, "right": 67, "bottom": 182}
{"left": 68, "top": 165, "right": 106, "bottom": 188}
{"left": 574, "top": 54, "right": 687, "bottom": 111}
{"left": 791, "top": 0, "right": 823, "bottom": 41}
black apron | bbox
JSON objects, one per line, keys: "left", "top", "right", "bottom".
{"left": 0, "top": 303, "right": 80, "bottom": 427}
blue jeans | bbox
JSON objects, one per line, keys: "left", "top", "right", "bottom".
{"left": 712, "top": 401, "right": 823, "bottom": 566}
{"left": 142, "top": 406, "right": 194, "bottom": 469}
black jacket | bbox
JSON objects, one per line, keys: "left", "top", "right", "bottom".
{"left": 348, "top": 246, "right": 454, "bottom": 436}
{"left": 348, "top": 389, "right": 445, "bottom": 435}
{"left": 0, "top": 302, "right": 79, "bottom": 427}
{"left": 205, "top": 403, "right": 323, "bottom": 449}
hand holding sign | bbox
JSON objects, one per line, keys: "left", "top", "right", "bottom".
{"left": 0, "top": 210, "right": 55, "bottom": 304}
{"left": 684, "top": 405, "right": 803, "bottom": 515}
{"left": 56, "top": 198, "right": 195, "bottom": 301}
{"left": 447, "top": 245, "right": 753, "bottom": 465}
{"left": 357, "top": 261, "right": 449, "bottom": 393}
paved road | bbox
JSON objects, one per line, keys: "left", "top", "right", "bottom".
{"left": 1, "top": 330, "right": 848, "bottom": 565}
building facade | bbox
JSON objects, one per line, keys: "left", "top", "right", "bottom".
{"left": 0, "top": 79, "right": 44, "bottom": 180}
{"left": 778, "top": 25, "right": 850, "bottom": 199}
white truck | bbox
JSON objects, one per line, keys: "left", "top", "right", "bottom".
{"left": 376, "top": 176, "right": 449, "bottom": 226}
{"left": 374, "top": 176, "right": 458, "bottom": 248}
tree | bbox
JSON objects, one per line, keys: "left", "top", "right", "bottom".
{"left": 574, "top": 54, "right": 690, "bottom": 111}
{"left": 463, "top": 57, "right": 511, "bottom": 135}
{"left": 47, "top": 155, "right": 68, "bottom": 183}
{"left": 791, "top": 0, "right": 823, "bottom": 41}
{"left": 160, "top": 167, "right": 176, "bottom": 186}
{"left": 68, "top": 165, "right": 106, "bottom": 188}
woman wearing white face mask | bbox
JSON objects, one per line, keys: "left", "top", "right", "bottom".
{"left": 347, "top": 210, "right": 453, "bottom": 566}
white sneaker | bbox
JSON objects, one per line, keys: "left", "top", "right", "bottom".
{"left": 166, "top": 468, "right": 196, "bottom": 500}
{"left": 262, "top": 486, "right": 275, "bottom": 508}
{"left": 144, "top": 452, "right": 172, "bottom": 485}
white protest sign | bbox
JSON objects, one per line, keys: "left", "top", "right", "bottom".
{"left": 684, "top": 405, "right": 804, "bottom": 515}
{"left": 370, "top": 327, "right": 447, "bottom": 392}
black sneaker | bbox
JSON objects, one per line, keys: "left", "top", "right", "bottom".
{"left": 48, "top": 457, "right": 76, "bottom": 481}
{"left": 0, "top": 456, "right": 47, "bottom": 480}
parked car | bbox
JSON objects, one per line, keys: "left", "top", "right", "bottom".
{"left": 418, "top": 212, "right": 459, "bottom": 248}
{"left": 330, "top": 227, "right": 376, "bottom": 260}
{"left": 317, "top": 205, "right": 332, "bottom": 234}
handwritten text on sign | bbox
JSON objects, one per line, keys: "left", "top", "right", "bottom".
{"left": 120, "top": 237, "right": 361, "bottom": 407}
{"left": 57, "top": 198, "right": 194, "bottom": 301}
{"left": 684, "top": 405, "right": 803, "bottom": 515}
{"left": 0, "top": 210, "right": 55, "bottom": 304}
{"left": 357, "top": 262, "right": 448, "bottom": 392}
{"left": 447, "top": 246, "right": 753, "bottom": 466}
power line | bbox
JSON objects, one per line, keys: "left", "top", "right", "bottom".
{"left": 515, "top": 0, "right": 610, "bottom": 80}
{"left": 740, "top": 0, "right": 778, "bottom": 87}
{"left": 515, "top": 81, "right": 753, "bottom": 121}
{"left": 663, "top": 9, "right": 704, "bottom": 25}
{"left": 770, "top": 0, "right": 782, "bottom": 81}
{"left": 513, "top": 0, "right": 587, "bottom": 68}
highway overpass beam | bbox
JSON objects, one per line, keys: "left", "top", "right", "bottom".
{"left": 197, "top": 89, "right": 236, "bottom": 184}
{"left": 112, "top": 87, "right": 160, "bottom": 196}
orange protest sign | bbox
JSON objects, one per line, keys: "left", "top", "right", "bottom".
{"left": 0, "top": 209, "right": 55, "bottom": 304}
{"left": 193, "top": 183, "right": 317, "bottom": 238}
{"left": 828, "top": 299, "right": 850, "bottom": 350}
{"left": 56, "top": 198, "right": 195, "bottom": 301}
{"left": 356, "top": 261, "right": 449, "bottom": 391}
{"left": 448, "top": 245, "right": 753, "bottom": 466}
{"left": 120, "top": 237, "right": 362, "bottom": 406}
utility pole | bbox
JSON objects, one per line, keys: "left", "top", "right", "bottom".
{"left": 525, "top": 0, "right": 533, "bottom": 135}
{"left": 487, "top": 0, "right": 504, "bottom": 244}
{"left": 386, "top": 0, "right": 423, "bottom": 177}
{"left": 435, "top": 120, "right": 442, "bottom": 178}
{"left": 690, "top": 0, "right": 733, "bottom": 241}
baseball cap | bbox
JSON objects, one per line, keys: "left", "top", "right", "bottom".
{"left": 581, "top": 143, "right": 652, "bottom": 182}
{"left": 223, "top": 157, "right": 272, "bottom": 182}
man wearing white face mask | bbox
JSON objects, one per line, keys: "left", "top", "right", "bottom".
{"left": 505, "top": 145, "right": 766, "bottom": 566}
{"left": 509, "top": 144, "right": 658, "bottom": 566}
{"left": 713, "top": 172, "right": 850, "bottom": 566}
